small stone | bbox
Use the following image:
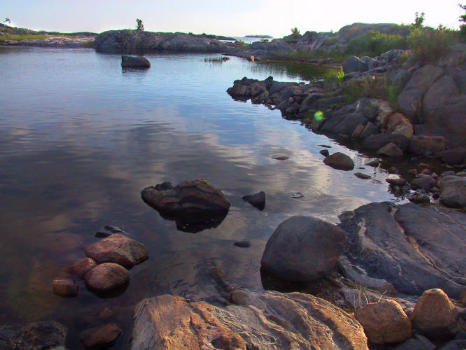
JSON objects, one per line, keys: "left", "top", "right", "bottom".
{"left": 234, "top": 240, "right": 251, "bottom": 248}
{"left": 95, "top": 231, "right": 112, "bottom": 238}
{"left": 84, "top": 263, "right": 130, "bottom": 294}
{"left": 271, "top": 153, "right": 289, "bottom": 160}
{"left": 408, "top": 192, "right": 431, "bottom": 204}
{"left": 355, "top": 299, "right": 412, "bottom": 344}
{"left": 80, "top": 323, "right": 121, "bottom": 349}
{"left": 318, "top": 144, "right": 332, "bottom": 148}
{"left": 411, "top": 175, "right": 436, "bottom": 191}
{"left": 67, "top": 258, "right": 97, "bottom": 279}
{"left": 242, "top": 191, "right": 265, "bottom": 210}
{"left": 354, "top": 172, "right": 371, "bottom": 179}
{"left": 290, "top": 192, "right": 304, "bottom": 198}
{"left": 323, "top": 152, "right": 354, "bottom": 171}
{"left": 320, "top": 149, "right": 330, "bottom": 157}
{"left": 52, "top": 278, "right": 78, "bottom": 297}
{"left": 412, "top": 288, "right": 457, "bottom": 339}
{"left": 386, "top": 176, "right": 407, "bottom": 186}
{"left": 366, "top": 159, "right": 380, "bottom": 167}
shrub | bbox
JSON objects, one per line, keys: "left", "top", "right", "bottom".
{"left": 346, "top": 30, "right": 407, "bottom": 57}
{"left": 407, "top": 27, "right": 454, "bottom": 63}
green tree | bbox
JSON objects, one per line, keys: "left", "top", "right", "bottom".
{"left": 413, "top": 12, "right": 425, "bottom": 28}
{"left": 136, "top": 18, "right": 144, "bottom": 31}
{"left": 460, "top": 4, "right": 466, "bottom": 38}
{"left": 291, "top": 27, "right": 300, "bottom": 36}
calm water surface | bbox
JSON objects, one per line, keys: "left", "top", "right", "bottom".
{"left": 0, "top": 47, "right": 399, "bottom": 348}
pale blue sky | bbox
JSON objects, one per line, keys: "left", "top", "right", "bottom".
{"left": 1, "top": 0, "right": 464, "bottom": 36}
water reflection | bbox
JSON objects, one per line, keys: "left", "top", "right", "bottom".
{"left": 0, "top": 47, "right": 398, "bottom": 348}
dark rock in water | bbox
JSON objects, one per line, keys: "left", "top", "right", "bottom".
{"left": 261, "top": 216, "right": 346, "bottom": 282}
{"left": 323, "top": 152, "right": 354, "bottom": 171}
{"left": 104, "top": 225, "right": 125, "bottom": 233}
{"left": 80, "top": 323, "right": 121, "bottom": 349}
{"left": 354, "top": 172, "right": 371, "bottom": 179}
{"left": 242, "top": 191, "right": 265, "bottom": 210}
{"left": 411, "top": 174, "right": 436, "bottom": 191}
{"left": 4, "top": 321, "right": 67, "bottom": 350}
{"left": 85, "top": 234, "right": 148, "bottom": 269}
{"left": 439, "top": 175, "right": 466, "bottom": 209}
{"left": 121, "top": 55, "right": 151, "bottom": 68}
{"left": 340, "top": 202, "right": 465, "bottom": 298}
{"left": 141, "top": 179, "right": 230, "bottom": 233}
{"left": 318, "top": 144, "right": 332, "bottom": 148}
{"left": 320, "top": 149, "right": 329, "bottom": 157}
{"left": 366, "top": 159, "right": 380, "bottom": 167}
{"left": 84, "top": 263, "right": 130, "bottom": 295}
{"left": 234, "top": 240, "right": 251, "bottom": 248}
{"left": 386, "top": 176, "right": 407, "bottom": 186}
{"left": 52, "top": 278, "right": 78, "bottom": 297}
{"left": 408, "top": 191, "right": 431, "bottom": 204}
{"left": 271, "top": 153, "right": 289, "bottom": 160}
{"left": 130, "top": 291, "right": 368, "bottom": 350}
{"left": 66, "top": 257, "right": 97, "bottom": 278}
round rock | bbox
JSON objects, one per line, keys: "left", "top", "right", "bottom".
{"left": 84, "top": 263, "right": 130, "bottom": 294}
{"left": 355, "top": 299, "right": 412, "bottom": 344}
{"left": 80, "top": 323, "right": 121, "bottom": 349}
{"left": 261, "top": 216, "right": 346, "bottom": 282}
{"left": 323, "top": 152, "right": 354, "bottom": 171}
{"left": 52, "top": 278, "right": 78, "bottom": 297}
{"left": 67, "top": 257, "right": 97, "bottom": 279}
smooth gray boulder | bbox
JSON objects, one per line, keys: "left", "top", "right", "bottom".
{"left": 340, "top": 202, "right": 465, "bottom": 298}
{"left": 121, "top": 55, "right": 151, "bottom": 68}
{"left": 261, "top": 216, "right": 346, "bottom": 282}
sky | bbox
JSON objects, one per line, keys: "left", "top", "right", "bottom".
{"left": 1, "top": 0, "right": 464, "bottom": 37}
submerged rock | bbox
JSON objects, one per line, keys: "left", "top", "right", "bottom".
{"left": 121, "top": 55, "right": 151, "bottom": 68}
{"left": 84, "top": 263, "right": 130, "bottom": 294}
{"left": 85, "top": 233, "right": 148, "bottom": 269}
{"left": 52, "top": 278, "right": 78, "bottom": 297}
{"left": 234, "top": 240, "right": 251, "bottom": 248}
{"left": 141, "top": 179, "right": 230, "bottom": 233}
{"left": 323, "top": 152, "right": 355, "bottom": 171}
{"left": 261, "top": 216, "right": 346, "bottom": 282}
{"left": 66, "top": 257, "right": 97, "bottom": 278}
{"left": 131, "top": 290, "right": 368, "bottom": 350}
{"left": 80, "top": 323, "right": 121, "bottom": 349}
{"left": 5, "top": 321, "right": 67, "bottom": 350}
{"left": 242, "top": 191, "right": 265, "bottom": 210}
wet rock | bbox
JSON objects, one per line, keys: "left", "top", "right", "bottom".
{"left": 355, "top": 299, "right": 411, "bottom": 344}
{"left": 409, "top": 135, "right": 446, "bottom": 155}
{"left": 271, "top": 153, "right": 289, "bottom": 160}
{"left": 242, "top": 191, "right": 265, "bottom": 211}
{"left": 131, "top": 290, "right": 368, "bottom": 350}
{"left": 439, "top": 175, "right": 466, "bottom": 209}
{"left": 438, "top": 147, "right": 466, "bottom": 165}
{"left": 85, "top": 234, "right": 148, "bottom": 269}
{"left": 354, "top": 172, "right": 371, "bottom": 179}
{"left": 320, "top": 149, "right": 330, "bottom": 157}
{"left": 80, "top": 323, "right": 121, "bottom": 349}
{"left": 67, "top": 257, "right": 97, "bottom": 278}
{"left": 366, "top": 159, "right": 380, "bottom": 167}
{"left": 84, "top": 263, "right": 130, "bottom": 294}
{"left": 323, "top": 152, "right": 354, "bottom": 171}
{"left": 121, "top": 55, "right": 150, "bottom": 68}
{"left": 340, "top": 202, "right": 465, "bottom": 298}
{"left": 95, "top": 231, "right": 112, "bottom": 238}
{"left": 8, "top": 321, "right": 67, "bottom": 350}
{"left": 261, "top": 216, "right": 346, "bottom": 282}
{"left": 408, "top": 191, "right": 431, "bottom": 204}
{"left": 362, "top": 133, "right": 409, "bottom": 152}
{"left": 377, "top": 142, "right": 404, "bottom": 157}
{"left": 412, "top": 288, "right": 458, "bottom": 339}
{"left": 141, "top": 179, "right": 231, "bottom": 233}
{"left": 52, "top": 278, "right": 78, "bottom": 297}
{"left": 411, "top": 174, "right": 436, "bottom": 191}
{"left": 395, "top": 334, "right": 436, "bottom": 350}
{"left": 386, "top": 176, "right": 407, "bottom": 186}
{"left": 234, "top": 240, "right": 251, "bottom": 248}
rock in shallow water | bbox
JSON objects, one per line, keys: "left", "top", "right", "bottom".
{"left": 80, "top": 323, "right": 121, "bottom": 349}
{"left": 84, "top": 263, "right": 130, "bottom": 294}
{"left": 323, "top": 152, "right": 354, "bottom": 170}
{"left": 66, "top": 257, "right": 97, "bottom": 278}
{"left": 85, "top": 233, "right": 148, "bottom": 269}
{"left": 242, "top": 191, "right": 265, "bottom": 210}
{"left": 261, "top": 216, "right": 346, "bottom": 282}
{"left": 52, "top": 278, "right": 78, "bottom": 297}
{"left": 131, "top": 290, "right": 368, "bottom": 350}
{"left": 141, "top": 179, "right": 230, "bottom": 233}
{"left": 3, "top": 321, "right": 67, "bottom": 350}
{"left": 121, "top": 55, "right": 151, "bottom": 68}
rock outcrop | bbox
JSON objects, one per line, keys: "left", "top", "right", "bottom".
{"left": 131, "top": 289, "right": 368, "bottom": 349}
{"left": 141, "top": 179, "right": 230, "bottom": 232}
{"left": 340, "top": 202, "right": 465, "bottom": 298}
{"left": 261, "top": 216, "right": 346, "bottom": 282}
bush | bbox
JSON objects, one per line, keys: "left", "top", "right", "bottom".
{"left": 407, "top": 27, "right": 454, "bottom": 63}
{"left": 346, "top": 30, "right": 407, "bottom": 57}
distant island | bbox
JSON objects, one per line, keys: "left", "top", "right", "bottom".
{"left": 245, "top": 35, "right": 273, "bottom": 38}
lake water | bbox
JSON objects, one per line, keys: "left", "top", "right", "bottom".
{"left": 0, "top": 47, "right": 400, "bottom": 348}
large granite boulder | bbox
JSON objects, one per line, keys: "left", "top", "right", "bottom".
{"left": 131, "top": 289, "right": 368, "bottom": 349}
{"left": 340, "top": 202, "right": 465, "bottom": 298}
{"left": 141, "top": 179, "right": 230, "bottom": 232}
{"left": 261, "top": 216, "right": 346, "bottom": 282}
{"left": 85, "top": 233, "right": 148, "bottom": 269}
